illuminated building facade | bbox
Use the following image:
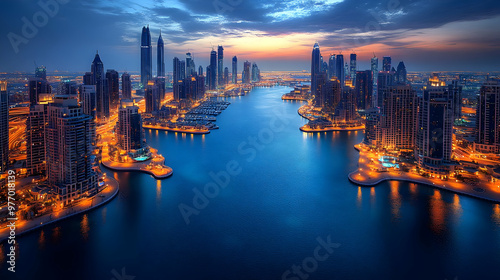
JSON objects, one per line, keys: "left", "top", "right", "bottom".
{"left": 117, "top": 99, "right": 145, "bottom": 153}
{"left": 26, "top": 104, "right": 47, "bottom": 175}
{"left": 474, "top": 79, "right": 500, "bottom": 153}
{"left": 0, "top": 82, "right": 8, "bottom": 173}
{"left": 122, "top": 72, "right": 132, "bottom": 99}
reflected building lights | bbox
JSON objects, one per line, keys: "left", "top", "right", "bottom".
{"left": 430, "top": 190, "right": 446, "bottom": 233}
{"left": 492, "top": 204, "right": 500, "bottom": 226}
{"left": 357, "top": 187, "right": 362, "bottom": 208}
{"left": 81, "top": 214, "right": 90, "bottom": 240}
{"left": 389, "top": 181, "right": 402, "bottom": 220}
{"left": 38, "top": 230, "right": 46, "bottom": 249}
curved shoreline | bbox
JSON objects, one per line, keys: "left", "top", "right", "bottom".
{"left": 144, "top": 125, "right": 210, "bottom": 134}
{"left": 0, "top": 177, "right": 119, "bottom": 243}
{"left": 348, "top": 143, "right": 500, "bottom": 204}
{"left": 101, "top": 160, "right": 173, "bottom": 179}
{"left": 300, "top": 125, "right": 365, "bottom": 132}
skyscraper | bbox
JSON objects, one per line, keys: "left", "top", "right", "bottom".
{"left": 380, "top": 85, "right": 417, "bottom": 150}
{"left": 251, "top": 63, "right": 260, "bottom": 82}
{"left": 106, "top": 69, "right": 120, "bottom": 111}
{"left": 474, "top": 79, "right": 500, "bottom": 153}
{"left": 449, "top": 80, "right": 463, "bottom": 122}
{"left": 186, "top": 52, "right": 196, "bottom": 77}
{"left": 328, "top": 55, "right": 336, "bottom": 80}
{"left": 311, "top": 43, "right": 322, "bottom": 95}
{"left": 180, "top": 60, "right": 186, "bottom": 80}
{"left": 28, "top": 78, "right": 51, "bottom": 106}
{"left": 242, "top": 61, "right": 251, "bottom": 84}
{"left": 209, "top": 50, "right": 217, "bottom": 89}
{"left": 217, "top": 45, "right": 224, "bottom": 87}
{"left": 396, "top": 61, "right": 407, "bottom": 84}
{"left": 224, "top": 67, "right": 229, "bottom": 85}
{"left": 382, "top": 56, "right": 392, "bottom": 72}
{"left": 157, "top": 31, "right": 165, "bottom": 78}
{"left": 371, "top": 55, "right": 379, "bottom": 107}
{"left": 26, "top": 104, "right": 47, "bottom": 175}
{"left": 122, "top": 72, "right": 132, "bottom": 99}
{"left": 46, "top": 94, "right": 97, "bottom": 205}
{"left": 335, "top": 54, "right": 345, "bottom": 86}
{"left": 91, "top": 52, "right": 109, "bottom": 120}
{"left": 415, "top": 87, "right": 454, "bottom": 175}
{"left": 35, "top": 66, "right": 47, "bottom": 81}
{"left": 117, "top": 99, "right": 145, "bottom": 153}
{"left": 350, "top": 53, "right": 357, "bottom": 85}
{"left": 198, "top": 65, "right": 203, "bottom": 76}
{"left": 80, "top": 85, "right": 97, "bottom": 119}
{"left": 0, "top": 82, "right": 8, "bottom": 173}
{"left": 145, "top": 79, "right": 162, "bottom": 113}
{"left": 377, "top": 71, "right": 395, "bottom": 108}
{"left": 355, "top": 71, "right": 373, "bottom": 111}
{"left": 232, "top": 56, "right": 238, "bottom": 84}
{"left": 317, "top": 78, "right": 341, "bottom": 109}
{"left": 141, "top": 26, "right": 152, "bottom": 88}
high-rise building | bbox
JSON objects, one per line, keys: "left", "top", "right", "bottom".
{"left": 316, "top": 77, "right": 341, "bottom": 109}
{"left": 232, "top": 56, "right": 238, "bottom": 84}
{"left": 26, "top": 104, "right": 47, "bottom": 175}
{"left": 209, "top": 50, "right": 217, "bottom": 89}
{"left": 311, "top": 43, "right": 322, "bottom": 95}
{"left": 0, "top": 82, "right": 8, "bottom": 173}
{"left": 224, "top": 67, "right": 229, "bottom": 85}
{"left": 198, "top": 65, "right": 203, "bottom": 76}
{"left": 217, "top": 45, "right": 224, "bottom": 87}
{"left": 122, "top": 72, "right": 132, "bottom": 99}
{"left": 83, "top": 72, "right": 93, "bottom": 85}
{"left": 350, "top": 53, "right": 357, "bottom": 85}
{"left": 80, "top": 85, "right": 97, "bottom": 119}
{"left": 382, "top": 56, "right": 391, "bottom": 72}
{"left": 91, "top": 52, "right": 109, "bottom": 121}
{"left": 380, "top": 85, "right": 417, "bottom": 150}
{"left": 415, "top": 87, "right": 454, "bottom": 175}
{"left": 377, "top": 71, "right": 395, "bottom": 108}
{"left": 251, "top": 63, "right": 260, "bottom": 82}
{"left": 46, "top": 94, "right": 97, "bottom": 205}
{"left": 35, "top": 66, "right": 47, "bottom": 81}
{"left": 371, "top": 55, "right": 378, "bottom": 107}
{"left": 141, "top": 26, "right": 152, "bottom": 88}
{"left": 449, "top": 81, "right": 463, "bottom": 122}
{"left": 145, "top": 79, "right": 162, "bottom": 113}
{"left": 180, "top": 60, "right": 186, "bottom": 80}
{"left": 474, "top": 80, "right": 500, "bottom": 153}
{"left": 355, "top": 71, "right": 373, "bottom": 111}
{"left": 106, "top": 69, "right": 120, "bottom": 111}
{"left": 242, "top": 61, "right": 251, "bottom": 84}
{"left": 58, "top": 81, "right": 77, "bottom": 96}
{"left": 328, "top": 55, "right": 336, "bottom": 80}
{"left": 157, "top": 31, "right": 165, "bottom": 77}
{"left": 117, "top": 99, "right": 145, "bottom": 153}
{"left": 186, "top": 52, "right": 195, "bottom": 77}
{"left": 335, "top": 54, "right": 345, "bottom": 86}
{"left": 28, "top": 78, "right": 52, "bottom": 106}
{"left": 396, "top": 61, "right": 407, "bottom": 84}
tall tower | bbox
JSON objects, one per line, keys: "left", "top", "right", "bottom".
{"left": 350, "top": 53, "right": 357, "bottom": 85}
{"left": 91, "top": 52, "right": 109, "bottom": 121}
{"left": 106, "top": 69, "right": 120, "bottom": 111}
{"left": 122, "top": 72, "right": 132, "bottom": 99}
{"left": 141, "top": 25, "right": 152, "bottom": 87}
{"left": 355, "top": 70, "right": 373, "bottom": 111}
{"left": 474, "top": 80, "right": 500, "bottom": 153}
{"left": 371, "top": 55, "right": 379, "bottom": 108}
{"left": 232, "top": 56, "right": 238, "bottom": 84}
{"left": 26, "top": 104, "right": 47, "bottom": 175}
{"left": 396, "top": 61, "right": 407, "bottom": 84}
{"left": 328, "top": 55, "right": 336, "bottom": 80}
{"left": 415, "top": 87, "right": 454, "bottom": 175}
{"left": 311, "top": 43, "right": 321, "bottom": 95}
{"left": 35, "top": 66, "right": 47, "bottom": 81}
{"left": 117, "top": 99, "right": 145, "bottom": 152}
{"left": 335, "top": 54, "right": 345, "bottom": 86}
{"left": 0, "top": 82, "right": 8, "bottom": 173}
{"left": 382, "top": 56, "right": 392, "bottom": 72}
{"left": 46, "top": 95, "right": 97, "bottom": 205}
{"left": 157, "top": 31, "right": 165, "bottom": 78}
{"left": 242, "top": 61, "right": 251, "bottom": 84}
{"left": 217, "top": 45, "right": 224, "bottom": 87}
{"left": 209, "top": 49, "right": 217, "bottom": 90}
{"left": 145, "top": 79, "right": 161, "bottom": 113}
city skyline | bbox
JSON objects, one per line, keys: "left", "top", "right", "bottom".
{"left": 2, "top": 0, "right": 500, "bottom": 73}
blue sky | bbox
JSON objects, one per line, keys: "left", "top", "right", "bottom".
{"left": 1, "top": 0, "right": 500, "bottom": 73}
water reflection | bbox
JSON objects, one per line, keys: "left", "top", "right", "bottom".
{"left": 102, "top": 207, "right": 107, "bottom": 224}
{"left": 451, "top": 194, "right": 463, "bottom": 222}
{"left": 389, "top": 181, "right": 401, "bottom": 220}
{"left": 357, "top": 187, "right": 362, "bottom": 208}
{"left": 81, "top": 214, "right": 90, "bottom": 240}
{"left": 38, "top": 230, "right": 46, "bottom": 249}
{"left": 409, "top": 183, "right": 417, "bottom": 198}
{"left": 492, "top": 204, "right": 500, "bottom": 226}
{"left": 430, "top": 190, "right": 446, "bottom": 233}
{"left": 156, "top": 180, "right": 162, "bottom": 204}
{"left": 370, "top": 187, "right": 376, "bottom": 205}
{"left": 52, "top": 226, "right": 61, "bottom": 242}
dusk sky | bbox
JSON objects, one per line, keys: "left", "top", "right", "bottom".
{"left": 1, "top": 0, "right": 500, "bottom": 73}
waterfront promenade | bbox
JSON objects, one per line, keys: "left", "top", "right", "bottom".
{"left": 143, "top": 124, "right": 210, "bottom": 134}
{"left": 348, "top": 143, "right": 500, "bottom": 203}
{"left": 0, "top": 177, "right": 119, "bottom": 243}
{"left": 101, "top": 146, "right": 173, "bottom": 179}
{"left": 300, "top": 125, "right": 365, "bottom": 132}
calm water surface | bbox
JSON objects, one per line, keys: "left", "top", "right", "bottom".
{"left": 2, "top": 86, "right": 500, "bottom": 279}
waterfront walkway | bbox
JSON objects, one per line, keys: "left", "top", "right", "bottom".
{"left": 0, "top": 177, "right": 119, "bottom": 243}
{"left": 348, "top": 143, "right": 500, "bottom": 203}
{"left": 143, "top": 124, "right": 210, "bottom": 134}
{"left": 101, "top": 147, "right": 173, "bottom": 179}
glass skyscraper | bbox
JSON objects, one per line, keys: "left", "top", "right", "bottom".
{"left": 141, "top": 26, "right": 152, "bottom": 87}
